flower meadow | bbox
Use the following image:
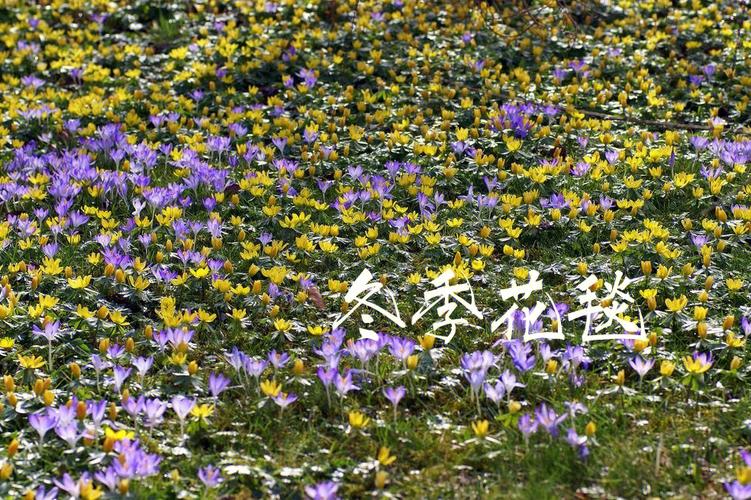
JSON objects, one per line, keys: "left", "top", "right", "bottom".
{"left": 2, "top": 0, "right": 751, "bottom": 498}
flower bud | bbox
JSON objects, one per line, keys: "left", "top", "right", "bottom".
{"left": 293, "top": 358, "right": 304, "bottom": 376}
{"left": 697, "top": 321, "right": 708, "bottom": 339}
{"left": 641, "top": 261, "right": 652, "bottom": 276}
{"left": 585, "top": 421, "right": 597, "bottom": 436}
{"left": 545, "top": 359, "right": 558, "bottom": 374}
{"left": 70, "top": 362, "right": 81, "bottom": 379}
{"left": 731, "top": 356, "right": 742, "bottom": 371}
{"left": 3, "top": 376, "right": 14, "bottom": 393}
{"left": 42, "top": 390, "right": 54, "bottom": 406}
{"left": 188, "top": 361, "right": 199, "bottom": 375}
{"left": 615, "top": 369, "right": 625, "bottom": 386}
{"left": 375, "top": 470, "right": 388, "bottom": 489}
{"left": 723, "top": 315, "right": 735, "bottom": 331}
{"left": 406, "top": 355, "right": 419, "bottom": 370}
{"left": 419, "top": 334, "right": 435, "bottom": 350}
{"left": 660, "top": 360, "right": 675, "bottom": 377}
{"left": 7, "top": 439, "right": 19, "bottom": 457}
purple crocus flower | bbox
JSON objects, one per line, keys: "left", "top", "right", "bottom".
{"left": 383, "top": 385, "right": 406, "bottom": 418}
{"left": 534, "top": 403, "right": 566, "bottom": 437}
{"left": 305, "top": 481, "right": 340, "bottom": 500}
{"left": 208, "top": 372, "right": 231, "bottom": 398}
{"left": 198, "top": 465, "right": 223, "bottom": 488}
{"left": 29, "top": 411, "right": 58, "bottom": 441}
{"left": 628, "top": 356, "right": 655, "bottom": 380}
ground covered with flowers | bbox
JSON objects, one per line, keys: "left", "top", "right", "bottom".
{"left": 1, "top": 0, "right": 751, "bottom": 498}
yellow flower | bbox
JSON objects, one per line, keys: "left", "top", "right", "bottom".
{"left": 76, "top": 304, "right": 94, "bottom": 319}
{"left": 726, "top": 332, "right": 746, "bottom": 348}
{"left": 377, "top": 447, "right": 396, "bottom": 466}
{"left": 682, "top": 355, "right": 711, "bottom": 374}
{"left": 18, "top": 355, "right": 45, "bottom": 369}
{"left": 104, "top": 426, "right": 135, "bottom": 441}
{"left": 109, "top": 310, "right": 130, "bottom": 326}
{"left": 67, "top": 275, "right": 92, "bottom": 289}
{"left": 260, "top": 379, "right": 282, "bottom": 398}
{"left": 189, "top": 267, "right": 210, "bottom": 279}
{"left": 274, "top": 318, "right": 292, "bottom": 332}
{"left": 0, "top": 338, "right": 14, "bottom": 349}
{"left": 307, "top": 325, "right": 326, "bottom": 336}
{"left": 471, "top": 419, "right": 489, "bottom": 438}
{"left": 660, "top": 360, "right": 675, "bottom": 377}
{"left": 727, "top": 278, "right": 743, "bottom": 291}
{"left": 190, "top": 404, "right": 215, "bottom": 420}
{"left": 665, "top": 295, "right": 687, "bottom": 313}
{"left": 348, "top": 411, "right": 370, "bottom": 429}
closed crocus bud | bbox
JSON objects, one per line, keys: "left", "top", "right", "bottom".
{"left": 125, "top": 337, "right": 135, "bottom": 353}
{"left": 7, "top": 439, "right": 19, "bottom": 457}
{"left": 698, "top": 290, "right": 709, "bottom": 302}
{"left": 609, "top": 228, "right": 618, "bottom": 241}
{"left": 104, "top": 263, "right": 115, "bottom": 277}
{"left": 375, "top": 470, "right": 389, "bottom": 489}
{"left": 252, "top": 280, "right": 262, "bottom": 294}
{"left": 188, "top": 361, "right": 199, "bottom": 375}
{"left": 615, "top": 369, "right": 625, "bottom": 386}
{"left": 77, "top": 401, "right": 87, "bottom": 420}
{"left": 293, "top": 358, "right": 304, "bottom": 376}
{"left": 223, "top": 260, "right": 233, "bottom": 273}
{"left": 103, "top": 436, "right": 115, "bottom": 453}
{"left": 576, "top": 262, "right": 588, "bottom": 275}
{"left": 716, "top": 206, "right": 727, "bottom": 222}
{"left": 641, "top": 261, "right": 652, "bottom": 276}
{"left": 731, "top": 356, "right": 743, "bottom": 371}
{"left": 109, "top": 402, "right": 118, "bottom": 421}
{"left": 508, "top": 400, "right": 521, "bottom": 414}
{"left": 31, "top": 273, "right": 39, "bottom": 290}
{"left": 592, "top": 242, "right": 600, "bottom": 254}
{"left": 115, "top": 268, "right": 126, "bottom": 283}
{"left": 723, "top": 315, "right": 735, "bottom": 331}
{"left": 64, "top": 266, "right": 73, "bottom": 279}
{"left": 121, "top": 389, "right": 130, "bottom": 404}
{"left": 546, "top": 359, "right": 558, "bottom": 374}
{"left": 238, "top": 229, "right": 246, "bottom": 241}
{"left": 119, "top": 479, "right": 129, "bottom": 495}
{"left": 42, "top": 390, "right": 54, "bottom": 406}
{"left": 648, "top": 331, "right": 657, "bottom": 346}
{"left": 406, "top": 355, "right": 419, "bottom": 370}
{"left": 155, "top": 251, "right": 164, "bottom": 263}
{"left": 144, "top": 325, "right": 153, "bottom": 339}
{"left": 682, "top": 263, "right": 694, "bottom": 276}
{"left": 33, "top": 379, "right": 45, "bottom": 396}
{"left": 647, "top": 297, "right": 657, "bottom": 311}
{"left": 212, "top": 237, "right": 222, "bottom": 250}
{"left": 70, "top": 362, "right": 81, "bottom": 379}
{"left": 697, "top": 322, "right": 708, "bottom": 339}
{"left": 7, "top": 393, "right": 17, "bottom": 407}
{"left": 99, "top": 337, "right": 110, "bottom": 352}
{"left": 3, "top": 376, "right": 14, "bottom": 393}
{"left": 165, "top": 239, "right": 173, "bottom": 252}
{"left": 717, "top": 240, "right": 727, "bottom": 252}
{"left": 705, "top": 276, "right": 714, "bottom": 290}
{"left": 0, "top": 462, "right": 13, "bottom": 480}
{"left": 419, "top": 334, "right": 436, "bottom": 350}
{"left": 97, "top": 306, "right": 109, "bottom": 319}
{"left": 585, "top": 421, "right": 597, "bottom": 437}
